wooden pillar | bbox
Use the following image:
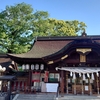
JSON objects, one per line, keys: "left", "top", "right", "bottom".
{"left": 60, "top": 70, "right": 64, "bottom": 97}
{"left": 81, "top": 74, "right": 84, "bottom": 95}
{"left": 66, "top": 73, "right": 68, "bottom": 94}
{"left": 27, "top": 65, "right": 32, "bottom": 93}
{"left": 89, "top": 78, "right": 92, "bottom": 95}
{"left": 74, "top": 79, "right": 76, "bottom": 94}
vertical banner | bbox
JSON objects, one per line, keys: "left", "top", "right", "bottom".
{"left": 44, "top": 71, "right": 49, "bottom": 82}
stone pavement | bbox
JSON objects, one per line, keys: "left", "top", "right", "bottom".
{"left": 13, "top": 93, "right": 100, "bottom": 100}
{"left": 57, "top": 95, "right": 100, "bottom": 100}
{"left": 13, "top": 93, "right": 56, "bottom": 100}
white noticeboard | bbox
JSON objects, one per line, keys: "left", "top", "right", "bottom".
{"left": 85, "top": 86, "right": 88, "bottom": 91}
{"left": 46, "top": 83, "right": 58, "bottom": 92}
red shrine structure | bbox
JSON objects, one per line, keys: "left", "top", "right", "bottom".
{"left": 3, "top": 32, "right": 100, "bottom": 95}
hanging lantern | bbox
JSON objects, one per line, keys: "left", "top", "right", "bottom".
{"left": 22, "top": 64, "right": 25, "bottom": 70}
{"left": 26, "top": 64, "right": 29, "bottom": 70}
{"left": 0, "top": 65, "right": 2, "bottom": 71}
{"left": 70, "top": 72, "right": 73, "bottom": 77}
{"left": 83, "top": 74, "right": 85, "bottom": 80}
{"left": 2, "top": 67, "right": 6, "bottom": 72}
{"left": 31, "top": 64, "right": 34, "bottom": 70}
{"left": 40, "top": 64, "right": 44, "bottom": 70}
{"left": 35, "top": 64, "right": 39, "bottom": 70}
{"left": 91, "top": 73, "right": 94, "bottom": 80}
{"left": 73, "top": 73, "right": 76, "bottom": 79}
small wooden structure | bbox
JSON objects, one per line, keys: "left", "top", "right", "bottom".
{"left": 0, "top": 75, "right": 16, "bottom": 100}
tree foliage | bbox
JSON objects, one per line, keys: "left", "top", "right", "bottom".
{"left": 0, "top": 3, "right": 87, "bottom": 54}
{"left": 32, "top": 19, "right": 86, "bottom": 37}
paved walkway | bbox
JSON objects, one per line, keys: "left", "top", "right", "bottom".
{"left": 13, "top": 93, "right": 56, "bottom": 100}
{"left": 57, "top": 95, "right": 100, "bottom": 100}
{"left": 13, "top": 93, "right": 100, "bottom": 100}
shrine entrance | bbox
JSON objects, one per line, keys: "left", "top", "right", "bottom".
{"left": 57, "top": 67, "right": 100, "bottom": 95}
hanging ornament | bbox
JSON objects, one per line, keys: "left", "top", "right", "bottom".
{"left": 92, "top": 73, "right": 94, "bottom": 80}
{"left": 22, "top": 64, "right": 25, "bottom": 70}
{"left": 96, "top": 72, "right": 99, "bottom": 77}
{"left": 73, "top": 73, "right": 76, "bottom": 79}
{"left": 87, "top": 73, "right": 90, "bottom": 78}
{"left": 79, "top": 73, "right": 81, "bottom": 77}
{"left": 70, "top": 72, "right": 73, "bottom": 77}
{"left": 83, "top": 74, "right": 85, "bottom": 80}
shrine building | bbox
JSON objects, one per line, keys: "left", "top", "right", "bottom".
{"left": 6, "top": 32, "right": 100, "bottom": 95}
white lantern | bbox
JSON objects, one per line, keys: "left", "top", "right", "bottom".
{"left": 0, "top": 65, "right": 2, "bottom": 71}
{"left": 31, "top": 64, "right": 34, "bottom": 70}
{"left": 2, "top": 67, "right": 6, "bottom": 72}
{"left": 35, "top": 64, "right": 39, "bottom": 70}
{"left": 22, "top": 64, "right": 26, "bottom": 70}
{"left": 40, "top": 64, "right": 44, "bottom": 70}
{"left": 26, "top": 64, "right": 29, "bottom": 70}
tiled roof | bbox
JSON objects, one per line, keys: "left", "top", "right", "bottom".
{"left": 8, "top": 40, "right": 71, "bottom": 58}
{"left": 7, "top": 36, "right": 100, "bottom": 59}
{"left": 0, "top": 54, "right": 11, "bottom": 67}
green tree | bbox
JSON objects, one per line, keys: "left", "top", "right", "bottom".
{"left": 0, "top": 3, "right": 49, "bottom": 53}
{"left": 0, "top": 3, "right": 86, "bottom": 54}
{"left": 32, "top": 19, "right": 86, "bottom": 37}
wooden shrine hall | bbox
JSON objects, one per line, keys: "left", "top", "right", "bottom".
{"left": 7, "top": 32, "right": 100, "bottom": 95}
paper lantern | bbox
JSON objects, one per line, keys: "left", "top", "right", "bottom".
{"left": 26, "top": 64, "right": 29, "bottom": 70}
{"left": 40, "top": 64, "right": 44, "bottom": 70}
{"left": 0, "top": 65, "right": 2, "bottom": 70}
{"left": 31, "top": 64, "right": 34, "bottom": 70}
{"left": 2, "top": 67, "right": 6, "bottom": 72}
{"left": 35, "top": 64, "right": 39, "bottom": 70}
{"left": 22, "top": 64, "right": 25, "bottom": 70}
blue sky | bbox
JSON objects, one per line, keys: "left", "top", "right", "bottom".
{"left": 1, "top": 0, "right": 100, "bottom": 35}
